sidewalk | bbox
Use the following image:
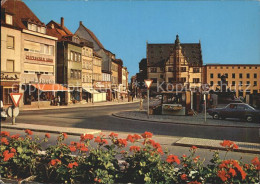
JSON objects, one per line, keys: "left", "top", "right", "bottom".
{"left": 2, "top": 123, "right": 101, "bottom": 135}
{"left": 113, "top": 110, "right": 260, "bottom": 128}
{"left": 175, "top": 137, "right": 260, "bottom": 154}
{"left": 20, "top": 99, "right": 139, "bottom": 111}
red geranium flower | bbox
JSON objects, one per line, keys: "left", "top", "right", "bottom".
{"left": 141, "top": 131, "right": 153, "bottom": 139}
{"left": 80, "top": 134, "right": 94, "bottom": 141}
{"left": 94, "top": 136, "right": 107, "bottom": 145}
{"left": 1, "top": 137, "right": 9, "bottom": 145}
{"left": 10, "top": 134, "right": 20, "bottom": 139}
{"left": 181, "top": 174, "right": 188, "bottom": 181}
{"left": 25, "top": 129, "right": 33, "bottom": 135}
{"left": 109, "top": 132, "right": 118, "bottom": 138}
{"left": 3, "top": 150, "right": 14, "bottom": 162}
{"left": 166, "top": 154, "right": 180, "bottom": 164}
{"left": 68, "top": 162, "right": 78, "bottom": 169}
{"left": 130, "top": 146, "right": 141, "bottom": 152}
{"left": 62, "top": 133, "right": 68, "bottom": 139}
{"left": 251, "top": 157, "right": 260, "bottom": 170}
{"left": 45, "top": 133, "right": 50, "bottom": 138}
{"left": 188, "top": 181, "right": 201, "bottom": 184}
{"left": 50, "top": 159, "right": 61, "bottom": 166}
{"left": 116, "top": 139, "right": 127, "bottom": 147}
{"left": 10, "top": 148, "right": 16, "bottom": 153}
{"left": 220, "top": 140, "right": 239, "bottom": 150}
{"left": 80, "top": 146, "right": 88, "bottom": 152}
{"left": 1, "top": 131, "right": 10, "bottom": 137}
{"left": 190, "top": 146, "right": 197, "bottom": 150}
{"left": 69, "top": 145, "right": 77, "bottom": 152}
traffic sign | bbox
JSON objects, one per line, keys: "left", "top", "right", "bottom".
{"left": 144, "top": 79, "right": 153, "bottom": 89}
{"left": 10, "top": 93, "right": 23, "bottom": 107}
{"left": 7, "top": 106, "right": 19, "bottom": 118}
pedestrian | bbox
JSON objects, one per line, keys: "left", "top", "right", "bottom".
{"left": 58, "top": 96, "right": 61, "bottom": 106}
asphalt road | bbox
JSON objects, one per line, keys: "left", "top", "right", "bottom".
{"left": 3, "top": 102, "right": 260, "bottom": 143}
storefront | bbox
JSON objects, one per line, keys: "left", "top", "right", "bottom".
{"left": 0, "top": 81, "right": 20, "bottom": 106}
{"left": 23, "top": 84, "right": 68, "bottom": 107}
{"left": 93, "top": 81, "right": 111, "bottom": 101}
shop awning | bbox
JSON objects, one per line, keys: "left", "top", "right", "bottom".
{"left": 83, "top": 87, "right": 99, "bottom": 94}
{"left": 32, "top": 84, "right": 68, "bottom": 91}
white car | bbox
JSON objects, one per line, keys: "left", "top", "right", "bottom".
{"left": 0, "top": 101, "right": 7, "bottom": 121}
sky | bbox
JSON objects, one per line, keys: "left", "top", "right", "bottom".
{"left": 24, "top": 0, "right": 260, "bottom": 79}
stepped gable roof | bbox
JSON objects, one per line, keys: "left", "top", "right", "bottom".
{"left": 147, "top": 43, "right": 203, "bottom": 67}
{"left": 46, "top": 20, "right": 73, "bottom": 40}
{"left": 80, "top": 23, "right": 104, "bottom": 49}
{"left": 1, "top": 0, "right": 44, "bottom": 29}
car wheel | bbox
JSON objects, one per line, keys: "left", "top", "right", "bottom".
{"left": 213, "top": 113, "right": 220, "bottom": 120}
{"left": 246, "top": 115, "right": 253, "bottom": 122}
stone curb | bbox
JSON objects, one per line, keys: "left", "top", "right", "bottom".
{"left": 1, "top": 124, "right": 101, "bottom": 136}
{"left": 20, "top": 101, "right": 139, "bottom": 112}
{"left": 174, "top": 142, "right": 260, "bottom": 154}
{"left": 112, "top": 111, "right": 260, "bottom": 129}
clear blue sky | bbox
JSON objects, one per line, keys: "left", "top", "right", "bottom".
{"left": 24, "top": 0, "right": 260, "bottom": 79}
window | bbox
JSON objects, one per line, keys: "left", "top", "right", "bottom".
{"left": 239, "top": 81, "right": 243, "bottom": 86}
{"left": 6, "top": 60, "right": 14, "bottom": 72}
{"left": 232, "top": 66, "right": 234, "bottom": 69}
{"left": 150, "top": 67, "right": 157, "bottom": 73}
{"left": 210, "top": 73, "right": 214, "bottom": 78}
{"left": 255, "top": 67, "right": 257, "bottom": 69}
{"left": 249, "top": 67, "right": 252, "bottom": 69}
{"left": 180, "top": 77, "right": 186, "bottom": 82}
{"left": 238, "top": 66, "right": 240, "bottom": 69}
{"left": 70, "top": 70, "right": 74, "bottom": 78}
{"left": 225, "top": 73, "right": 228, "bottom": 78}
{"left": 239, "top": 73, "right": 243, "bottom": 78}
{"left": 232, "top": 81, "right": 235, "bottom": 86}
{"left": 218, "top": 81, "right": 221, "bottom": 86}
{"left": 226, "top": 67, "right": 229, "bottom": 69}
{"left": 37, "top": 26, "right": 41, "bottom": 32}
{"left": 41, "top": 27, "right": 46, "bottom": 34}
{"left": 78, "top": 54, "right": 81, "bottom": 62}
{"left": 232, "top": 73, "right": 235, "bottom": 78}
{"left": 244, "top": 66, "right": 246, "bottom": 69}
{"left": 210, "top": 81, "right": 213, "bottom": 86}
{"left": 168, "top": 67, "right": 173, "bottom": 72}
{"left": 218, "top": 73, "right": 221, "bottom": 78}
{"left": 193, "top": 78, "right": 200, "bottom": 83}
{"left": 220, "top": 66, "right": 223, "bottom": 69}
{"left": 160, "top": 67, "right": 164, "bottom": 72}
{"left": 246, "top": 73, "right": 250, "bottom": 78}
{"left": 193, "top": 68, "right": 200, "bottom": 73}
{"left": 32, "top": 24, "right": 37, "bottom": 31}
{"left": 6, "top": 14, "right": 13, "bottom": 25}
{"left": 70, "top": 52, "right": 74, "bottom": 61}
{"left": 254, "top": 81, "right": 257, "bottom": 86}
{"left": 181, "top": 67, "right": 186, "bottom": 72}
{"left": 246, "top": 81, "right": 250, "bottom": 86}
{"left": 44, "top": 44, "right": 49, "bottom": 55}
{"left": 168, "top": 78, "right": 174, "bottom": 83}
{"left": 215, "top": 66, "right": 217, "bottom": 69}
{"left": 254, "top": 73, "right": 257, "bottom": 78}
{"left": 75, "top": 53, "right": 77, "bottom": 62}
{"left": 7, "top": 36, "right": 14, "bottom": 49}
{"left": 151, "top": 78, "right": 157, "bottom": 83}
{"left": 160, "top": 74, "right": 163, "bottom": 79}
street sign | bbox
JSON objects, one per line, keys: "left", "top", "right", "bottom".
{"left": 7, "top": 106, "right": 19, "bottom": 117}
{"left": 10, "top": 93, "right": 23, "bottom": 107}
{"left": 144, "top": 79, "right": 153, "bottom": 89}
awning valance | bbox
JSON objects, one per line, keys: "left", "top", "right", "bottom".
{"left": 83, "top": 88, "right": 99, "bottom": 94}
{"left": 32, "top": 84, "right": 68, "bottom": 91}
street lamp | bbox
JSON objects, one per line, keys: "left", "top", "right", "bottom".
{"left": 144, "top": 79, "right": 153, "bottom": 118}
{"left": 37, "top": 73, "right": 41, "bottom": 108}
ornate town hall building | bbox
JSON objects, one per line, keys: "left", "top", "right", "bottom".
{"left": 147, "top": 35, "right": 203, "bottom": 94}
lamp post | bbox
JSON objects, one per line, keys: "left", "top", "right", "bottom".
{"left": 37, "top": 73, "right": 41, "bottom": 109}
{"left": 144, "top": 79, "right": 153, "bottom": 118}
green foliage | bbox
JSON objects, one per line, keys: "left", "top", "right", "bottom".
{"left": 0, "top": 131, "right": 260, "bottom": 184}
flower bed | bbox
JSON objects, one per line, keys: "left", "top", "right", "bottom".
{"left": 1, "top": 130, "right": 259, "bottom": 183}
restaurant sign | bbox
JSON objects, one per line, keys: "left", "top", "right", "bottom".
{"left": 93, "top": 81, "right": 111, "bottom": 89}
{"left": 26, "top": 55, "right": 53, "bottom": 63}
{"left": 163, "top": 104, "right": 183, "bottom": 111}
{"left": 1, "top": 73, "right": 19, "bottom": 81}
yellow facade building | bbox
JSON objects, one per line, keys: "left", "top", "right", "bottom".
{"left": 204, "top": 64, "right": 260, "bottom": 97}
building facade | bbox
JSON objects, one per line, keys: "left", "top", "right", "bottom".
{"left": 203, "top": 64, "right": 260, "bottom": 97}
{"left": 147, "top": 35, "right": 203, "bottom": 95}
{"left": 2, "top": 0, "right": 58, "bottom": 108}
{"left": 1, "top": 7, "right": 22, "bottom": 106}
{"left": 47, "top": 18, "right": 82, "bottom": 104}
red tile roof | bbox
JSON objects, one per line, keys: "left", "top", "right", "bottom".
{"left": 80, "top": 23, "right": 104, "bottom": 49}
{"left": 46, "top": 20, "right": 73, "bottom": 41}
{"left": 1, "top": 0, "right": 44, "bottom": 30}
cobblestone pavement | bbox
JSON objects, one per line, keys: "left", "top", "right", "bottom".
{"left": 113, "top": 110, "right": 260, "bottom": 128}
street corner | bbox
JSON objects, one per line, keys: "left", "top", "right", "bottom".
{"left": 112, "top": 110, "right": 260, "bottom": 128}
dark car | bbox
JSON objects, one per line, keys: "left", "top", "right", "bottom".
{"left": 207, "top": 103, "right": 260, "bottom": 122}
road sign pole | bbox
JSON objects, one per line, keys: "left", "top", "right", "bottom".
{"left": 12, "top": 105, "right": 15, "bottom": 125}
{"left": 204, "top": 94, "right": 206, "bottom": 123}
{"left": 147, "top": 89, "right": 149, "bottom": 119}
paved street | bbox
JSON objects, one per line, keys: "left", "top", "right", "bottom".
{"left": 2, "top": 102, "right": 260, "bottom": 143}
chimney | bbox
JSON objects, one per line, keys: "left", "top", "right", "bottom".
{"left": 80, "top": 21, "right": 82, "bottom": 26}
{"left": 61, "top": 17, "right": 64, "bottom": 28}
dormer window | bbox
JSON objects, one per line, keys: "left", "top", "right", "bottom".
{"left": 32, "top": 24, "right": 37, "bottom": 31}
{"left": 37, "top": 26, "right": 41, "bottom": 32}
{"left": 41, "top": 27, "right": 46, "bottom": 34}
{"left": 6, "top": 14, "right": 13, "bottom": 25}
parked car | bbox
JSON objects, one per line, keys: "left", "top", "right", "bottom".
{"left": 207, "top": 103, "right": 260, "bottom": 122}
{"left": 0, "top": 101, "right": 7, "bottom": 121}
